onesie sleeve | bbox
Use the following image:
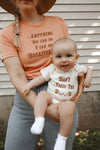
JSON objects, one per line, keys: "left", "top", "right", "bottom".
{"left": 40, "top": 64, "right": 54, "bottom": 81}
{"left": 75, "top": 64, "right": 87, "bottom": 73}
{"left": 0, "top": 24, "right": 18, "bottom": 62}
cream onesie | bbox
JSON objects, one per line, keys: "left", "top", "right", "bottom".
{"left": 41, "top": 64, "right": 87, "bottom": 103}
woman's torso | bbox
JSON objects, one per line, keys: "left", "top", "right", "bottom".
{"left": 1, "top": 16, "right": 69, "bottom": 79}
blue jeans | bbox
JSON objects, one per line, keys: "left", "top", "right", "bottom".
{"left": 5, "top": 82, "right": 78, "bottom": 150}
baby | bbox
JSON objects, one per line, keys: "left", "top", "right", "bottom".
{"left": 23, "top": 38, "right": 92, "bottom": 150}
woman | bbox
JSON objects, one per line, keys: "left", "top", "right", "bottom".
{"left": 0, "top": 0, "right": 91, "bottom": 150}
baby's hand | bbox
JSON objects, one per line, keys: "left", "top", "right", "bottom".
{"left": 79, "top": 72, "right": 92, "bottom": 88}
{"left": 84, "top": 67, "right": 92, "bottom": 88}
{"left": 84, "top": 78, "right": 91, "bottom": 88}
{"left": 23, "top": 86, "right": 30, "bottom": 95}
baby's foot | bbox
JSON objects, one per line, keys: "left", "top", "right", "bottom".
{"left": 31, "top": 117, "right": 45, "bottom": 135}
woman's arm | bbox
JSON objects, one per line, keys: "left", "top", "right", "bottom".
{"left": 3, "top": 57, "right": 36, "bottom": 108}
{"left": 23, "top": 76, "right": 46, "bottom": 95}
{"left": 70, "top": 67, "right": 92, "bottom": 102}
{"left": 70, "top": 72, "right": 84, "bottom": 102}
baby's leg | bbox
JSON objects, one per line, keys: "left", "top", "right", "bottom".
{"left": 54, "top": 101, "right": 75, "bottom": 150}
{"left": 34, "top": 91, "right": 52, "bottom": 117}
{"left": 58, "top": 101, "right": 75, "bottom": 136}
{"left": 31, "top": 91, "right": 52, "bottom": 134}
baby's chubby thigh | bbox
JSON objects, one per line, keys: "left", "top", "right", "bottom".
{"left": 58, "top": 100, "right": 76, "bottom": 118}
{"left": 46, "top": 100, "right": 60, "bottom": 122}
{"left": 46, "top": 98, "right": 75, "bottom": 122}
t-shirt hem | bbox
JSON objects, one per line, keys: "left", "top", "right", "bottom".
{"left": 1, "top": 55, "right": 18, "bottom": 62}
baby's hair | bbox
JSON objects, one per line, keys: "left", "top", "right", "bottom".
{"left": 52, "top": 38, "right": 77, "bottom": 54}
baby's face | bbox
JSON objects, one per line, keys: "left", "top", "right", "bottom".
{"left": 52, "top": 41, "right": 78, "bottom": 72}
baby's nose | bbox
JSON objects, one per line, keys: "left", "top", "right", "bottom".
{"left": 62, "top": 57, "right": 67, "bottom": 62}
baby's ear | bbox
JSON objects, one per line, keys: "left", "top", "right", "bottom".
{"left": 50, "top": 54, "right": 53, "bottom": 63}
{"left": 76, "top": 54, "right": 79, "bottom": 60}
{"left": 50, "top": 54, "right": 52, "bottom": 58}
{"left": 50, "top": 54, "right": 52, "bottom": 60}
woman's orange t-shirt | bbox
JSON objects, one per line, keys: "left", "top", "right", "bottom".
{"left": 0, "top": 16, "right": 70, "bottom": 79}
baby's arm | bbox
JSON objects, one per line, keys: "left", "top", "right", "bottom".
{"left": 84, "top": 67, "right": 92, "bottom": 87}
{"left": 23, "top": 76, "right": 46, "bottom": 95}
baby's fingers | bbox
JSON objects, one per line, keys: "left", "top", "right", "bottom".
{"left": 23, "top": 89, "right": 29, "bottom": 95}
{"left": 84, "top": 81, "right": 91, "bottom": 88}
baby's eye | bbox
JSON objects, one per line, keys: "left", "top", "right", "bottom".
{"left": 67, "top": 54, "right": 72, "bottom": 57}
{"left": 56, "top": 55, "right": 61, "bottom": 58}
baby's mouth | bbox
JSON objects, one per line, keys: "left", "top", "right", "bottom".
{"left": 61, "top": 64, "right": 69, "bottom": 69}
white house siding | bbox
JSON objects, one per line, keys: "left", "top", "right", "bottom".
{"left": 0, "top": 0, "right": 100, "bottom": 95}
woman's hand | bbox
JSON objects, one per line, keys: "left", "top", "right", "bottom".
{"left": 70, "top": 72, "right": 84, "bottom": 102}
{"left": 70, "top": 67, "right": 92, "bottom": 102}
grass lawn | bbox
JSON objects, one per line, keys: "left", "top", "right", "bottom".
{"left": 0, "top": 128, "right": 100, "bottom": 150}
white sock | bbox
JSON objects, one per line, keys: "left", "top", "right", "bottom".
{"left": 30, "top": 117, "right": 45, "bottom": 135}
{"left": 54, "top": 134, "right": 68, "bottom": 150}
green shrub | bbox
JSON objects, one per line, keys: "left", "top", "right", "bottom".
{"left": 72, "top": 128, "right": 100, "bottom": 150}
{"left": 0, "top": 131, "right": 5, "bottom": 150}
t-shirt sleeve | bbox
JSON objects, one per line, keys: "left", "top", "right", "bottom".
{"left": 75, "top": 64, "right": 87, "bottom": 73}
{"left": 0, "top": 25, "right": 18, "bottom": 61}
{"left": 58, "top": 17, "right": 70, "bottom": 38}
{"left": 40, "top": 64, "right": 54, "bottom": 81}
